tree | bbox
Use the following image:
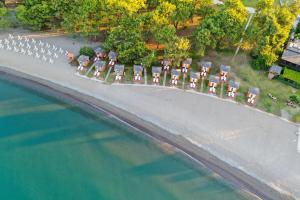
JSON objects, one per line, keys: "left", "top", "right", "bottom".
{"left": 169, "top": 0, "right": 193, "bottom": 29}
{"left": 62, "top": 0, "right": 105, "bottom": 38}
{"left": 249, "top": 0, "right": 297, "bottom": 69}
{"left": 165, "top": 37, "right": 190, "bottom": 66}
{"left": 103, "top": 16, "right": 147, "bottom": 64}
{"left": 153, "top": 25, "right": 176, "bottom": 48}
{"left": 15, "top": 0, "right": 75, "bottom": 30}
{"left": 193, "top": 0, "right": 248, "bottom": 56}
{"left": 0, "top": 2, "right": 9, "bottom": 28}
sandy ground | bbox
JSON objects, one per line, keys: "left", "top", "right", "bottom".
{"left": 0, "top": 32, "right": 300, "bottom": 199}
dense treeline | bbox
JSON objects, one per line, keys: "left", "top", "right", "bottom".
{"left": 15, "top": 0, "right": 300, "bottom": 68}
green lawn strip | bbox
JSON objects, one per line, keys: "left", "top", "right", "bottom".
{"left": 282, "top": 68, "right": 300, "bottom": 84}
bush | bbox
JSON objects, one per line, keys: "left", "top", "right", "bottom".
{"left": 79, "top": 46, "right": 94, "bottom": 58}
{"left": 289, "top": 95, "right": 299, "bottom": 104}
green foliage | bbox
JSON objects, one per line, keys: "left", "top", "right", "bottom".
{"left": 289, "top": 95, "right": 299, "bottom": 104}
{"left": 139, "top": 51, "right": 156, "bottom": 68}
{"left": 103, "top": 16, "right": 147, "bottom": 64}
{"left": 153, "top": 25, "right": 176, "bottom": 48}
{"left": 283, "top": 68, "right": 300, "bottom": 84}
{"left": 62, "top": 0, "right": 104, "bottom": 37}
{"left": 250, "top": 0, "right": 298, "bottom": 68}
{"left": 79, "top": 46, "right": 95, "bottom": 58}
{"left": 165, "top": 36, "right": 190, "bottom": 65}
{"left": 193, "top": 0, "right": 248, "bottom": 56}
{"left": 0, "top": 3, "right": 9, "bottom": 28}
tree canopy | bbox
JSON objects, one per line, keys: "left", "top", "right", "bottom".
{"left": 14, "top": 0, "right": 300, "bottom": 68}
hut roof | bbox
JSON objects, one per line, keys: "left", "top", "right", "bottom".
{"left": 134, "top": 65, "right": 143, "bottom": 73}
{"left": 78, "top": 55, "right": 89, "bottom": 63}
{"left": 190, "top": 71, "right": 200, "bottom": 79}
{"left": 93, "top": 60, "right": 106, "bottom": 69}
{"left": 220, "top": 64, "right": 231, "bottom": 73}
{"left": 228, "top": 80, "right": 240, "bottom": 88}
{"left": 209, "top": 75, "right": 220, "bottom": 84}
{"left": 152, "top": 66, "right": 162, "bottom": 74}
{"left": 162, "top": 59, "right": 172, "bottom": 66}
{"left": 94, "top": 47, "right": 105, "bottom": 54}
{"left": 249, "top": 87, "right": 260, "bottom": 95}
{"left": 281, "top": 40, "right": 300, "bottom": 65}
{"left": 171, "top": 69, "right": 181, "bottom": 76}
{"left": 114, "top": 64, "right": 124, "bottom": 73}
{"left": 198, "top": 61, "right": 212, "bottom": 69}
{"left": 108, "top": 51, "right": 118, "bottom": 60}
{"left": 269, "top": 64, "right": 282, "bottom": 75}
{"left": 182, "top": 58, "right": 192, "bottom": 65}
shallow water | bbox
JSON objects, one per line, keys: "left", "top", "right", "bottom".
{"left": 0, "top": 77, "right": 249, "bottom": 200}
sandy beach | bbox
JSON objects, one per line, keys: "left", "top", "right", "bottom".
{"left": 0, "top": 31, "right": 300, "bottom": 200}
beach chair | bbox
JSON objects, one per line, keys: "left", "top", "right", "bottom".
{"left": 171, "top": 69, "right": 181, "bottom": 86}
{"left": 133, "top": 65, "right": 143, "bottom": 82}
{"left": 220, "top": 64, "right": 231, "bottom": 82}
{"left": 227, "top": 80, "right": 239, "bottom": 99}
{"left": 208, "top": 75, "right": 220, "bottom": 95}
{"left": 162, "top": 59, "right": 172, "bottom": 72}
{"left": 189, "top": 72, "right": 200, "bottom": 89}
{"left": 92, "top": 60, "right": 106, "bottom": 79}
{"left": 77, "top": 55, "right": 90, "bottom": 74}
{"left": 94, "top": 47, "right": 106, "bottom": 59}
{"left": 108, "top": 51, "right": 118, "bottom": 67}
{"left": 181, "top": 58, "right": 192, "bottom": 74}
{"left": 152, "top": 66, "right": 162, "bottom": 84}
{"left": 247, "top": 87, "right": 260, "bottom": 105}
{"left": 114, "top": 64, "right": 125, "bottom": 82}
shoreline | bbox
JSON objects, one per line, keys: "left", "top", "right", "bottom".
{"left": 0, "top": 66, "right": 294, "bottom": 200}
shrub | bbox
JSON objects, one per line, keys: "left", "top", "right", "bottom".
{"left": 79, "top": 46, "right": 94, "bottom": 58}
{"left": 289, "top": 95, "right": 299, "bottom": 104}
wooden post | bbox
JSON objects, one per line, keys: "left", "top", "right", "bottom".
{"left": 200, "top": 78, "right": 204, "bottom": 93}
{"left": 104, "top": 67, "right": 112, "bottom": 83}
{"left": 182, "top": 74, "right": 186, "bottom": 90}
{"left": 163, "top": 71, "right": 167, "bottom": 86}
{"left": 220, "top": 82, "right": 224, "bottom": 98}
{"left": 144, "top": 67, "right": 147, "bottom": 85}
{"left": 85, "top": 65, "right": 94, "bottom": 76}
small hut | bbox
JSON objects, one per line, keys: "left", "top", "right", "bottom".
{"left": 181, "top": 58, "right": 192, "bottom": 74}
{"left": 77, "top": 55, "right": 90, "bottom": 74}
{"left": 162, "top": 59, "right": 172, "bottom": 72}
{"left": 171, "top": 69, "right": 181, "bottom": 86}
{"left": 268, "top": 65, "right": 282, "bottom": 80}
{"left": 220, "top": 64, "right": 231, "bottom": 82}
{"left": 190, "top": 72, "right": 200, "bottom": 89}
{"left": 108, "top": 51, "right": 118, "bottom": 66}
{"left": 133, "top": 65, "right": 143, "bottom": 82}
{"left": 247, "top": 87, "right": 260, "bottom": 105}
{"left": 198, "top": 61, "right": 212, "bottom": 78}
{"left": 227, "top": 80, "right": 240, "bottom": 98}
{"left": 208, "top": 75, "right": 220, "bottom": 94}
{"left": 114, "top": 64, "right": 125, "bottom": 81}
{"left": 152, "top": 66, "right": 162, "bottom": 84}
{"left": 93, "top": 60, "right": 106, "bottom": 78}
{"left": 94, "top": 47, "right": 106, "bottom": 60}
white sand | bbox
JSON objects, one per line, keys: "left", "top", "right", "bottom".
{"left": 0, "top": 32, "right": 300, "bottom": 199}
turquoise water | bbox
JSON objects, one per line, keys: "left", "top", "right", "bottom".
{"left": 0, "top": 77, "right": 249, "bottom": 200}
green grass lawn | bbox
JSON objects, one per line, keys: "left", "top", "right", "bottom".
{"left": 201, "top": 50, "right": 300, "bottom": 120}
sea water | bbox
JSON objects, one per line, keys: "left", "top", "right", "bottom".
{"left": 0, "top": 77, "right": 249, "bottom": 200}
